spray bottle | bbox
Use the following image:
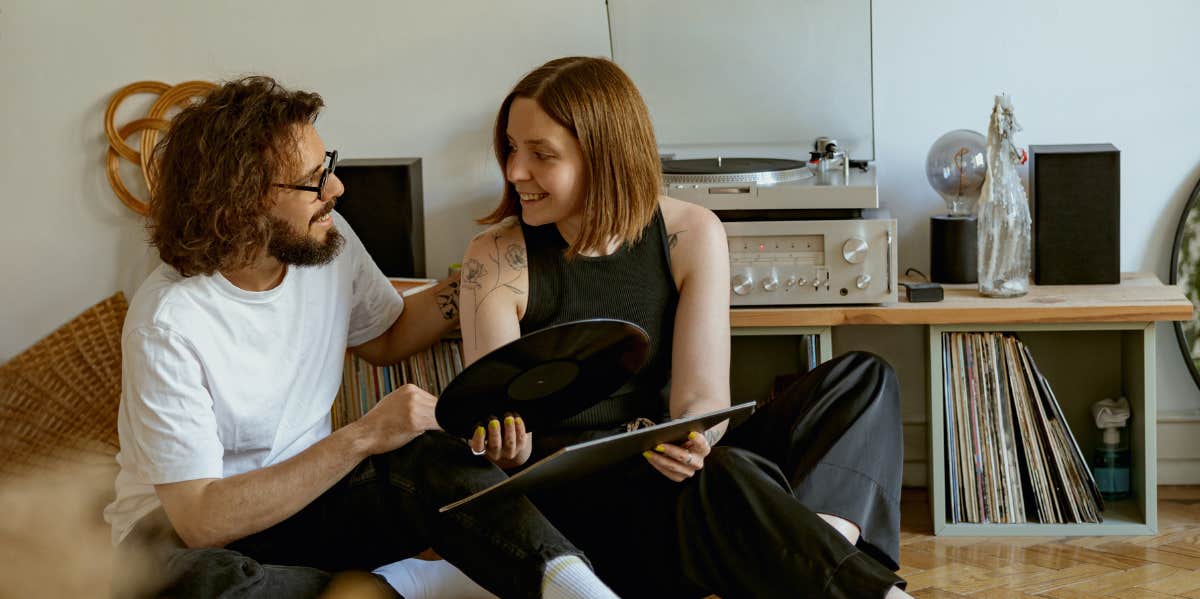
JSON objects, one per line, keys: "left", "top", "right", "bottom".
{"left": 1090, "top": 397, "right": 1131, "bottom": 501}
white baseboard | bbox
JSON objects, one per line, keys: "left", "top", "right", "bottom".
{"left": 1157, "top": 412, "right": 1200, "bottom": 484}
{"left": 1160, "top": 460, "right": 1200, "bottom": 485}
{"left": 900, "top": 416, "right": 1200, "bottom": 487}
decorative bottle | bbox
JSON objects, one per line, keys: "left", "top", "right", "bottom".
{"left": 976, "top": 94, "right": 1031, "bottom": 297}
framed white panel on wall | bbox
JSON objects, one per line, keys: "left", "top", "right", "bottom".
{"left": 607, "top": 0, "right": 874, "bottom": 160}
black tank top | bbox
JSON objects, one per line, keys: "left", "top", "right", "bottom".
{"left": 519, "top": 208, "right": 679, "bottom": 429}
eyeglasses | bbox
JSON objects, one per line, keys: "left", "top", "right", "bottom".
{"left": 273, "top": 150, "right": 338, "bottom": 197}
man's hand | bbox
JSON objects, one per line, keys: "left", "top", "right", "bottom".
{"left": 351, "top": 384, "right": 441, "bottom": 455}
{"left": 468, "top": 413, "right": 532, "bottom": 469}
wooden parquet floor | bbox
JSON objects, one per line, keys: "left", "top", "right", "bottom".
{"left": 899, "top": 486, "right": 1200, "bottom": 598}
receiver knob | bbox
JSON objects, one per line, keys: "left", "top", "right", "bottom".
{"left": 732, "top": 274, "right": 754, "bottom": 296}
{"left": 842, "top": 237, "right": 869, "bottom": 264}
{"left": 761, "top": 276, "right": 780, "bottom": 292}
{"left": 856, "top": 274, "right": 872, "bottom": 289}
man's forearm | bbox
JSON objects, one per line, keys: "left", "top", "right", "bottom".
{"left": 165, "top": 421, "right": 378, "bottom": 548}
{"left": 396, "top": 275, "right": 461, "bottom": 352}
{"left": 360, "top": 274, "right": 461, "bottom": 366}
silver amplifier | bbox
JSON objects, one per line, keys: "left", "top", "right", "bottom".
{"left": 661, "top": 155, "right": 897, "bottom": 306}
{"left": 723, "top": 219, "right": 897, "bottom": 306}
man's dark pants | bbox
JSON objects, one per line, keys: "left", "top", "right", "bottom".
{"left": 118, "top": 431, "right": 583, "bottom": 599}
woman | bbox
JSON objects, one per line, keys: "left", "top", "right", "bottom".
{"left": 461, "top": 56, "right": 910, "bottom": 599}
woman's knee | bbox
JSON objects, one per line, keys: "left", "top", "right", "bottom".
{"left": 698, "top": 447, "right": 788, "bottom": 492}
{"left": 836, "top": 351, "right": 898, "bottom": 389}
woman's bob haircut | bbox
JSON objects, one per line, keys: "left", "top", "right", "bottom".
{"left": 480, "top": 56, "right": 662, "bottom": 257}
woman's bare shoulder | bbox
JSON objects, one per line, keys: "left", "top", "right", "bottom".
{"left": 464, "top": 216, "right": 528, "bottom": 288}
{"left": 470, "top": 215, "right": 524, "bottom": 246}
{"left": 659, "top": 195, "right": 724, "bottom": 249}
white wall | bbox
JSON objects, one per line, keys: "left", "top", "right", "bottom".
{"left": 4, "top": 1, "right": 1200, "bottom": 421}
{"left": 0, "top": 0, "right": 609, "bottom": 360}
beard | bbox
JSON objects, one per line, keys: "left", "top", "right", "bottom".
{"left": 267, "top": 212, "right": 345, "bottom": 267}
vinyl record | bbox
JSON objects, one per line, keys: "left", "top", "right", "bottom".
{"left": 436, "top": 319, "right": 650, "bottom": 438}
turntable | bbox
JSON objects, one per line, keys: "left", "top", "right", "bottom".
{"left": 662, "top": 143, "right": 897, "bottom": 306}
{"left": 662, "top": 156, "right": 877, "bottom": 214}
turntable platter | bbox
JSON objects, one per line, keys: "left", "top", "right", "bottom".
{"left": 661, "top": 157, "right": 813, "bottom": 185}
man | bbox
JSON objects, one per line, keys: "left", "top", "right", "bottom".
{"left": 104, "top": 76, "right": 616, "bottom": 599}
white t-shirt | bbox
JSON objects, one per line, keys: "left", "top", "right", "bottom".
{"left": 103, "top": 214, "right": 405, "bottom": 546}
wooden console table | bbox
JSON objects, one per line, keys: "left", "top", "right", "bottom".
{"left": 730, "top": 273, "right": 1192, "bottom": 536}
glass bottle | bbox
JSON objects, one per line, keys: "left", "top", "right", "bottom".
{"left": 977, "top": 94, "right": 1031, "bottom": 297}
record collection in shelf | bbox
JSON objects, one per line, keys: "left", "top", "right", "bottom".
{"left": 331, "top": 338, "right": 464, "bottom": 430}
{"left": 943, "top": 331, "right": 1104, "bottom": 524}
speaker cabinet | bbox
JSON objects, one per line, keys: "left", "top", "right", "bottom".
{"left": 1028, "top": 144, "right": 1120, "bottom": 285}
{"left": 930, "top": 215, "right": 977, "bottom": 284}
{"left": 333, "top": 157, "right": 425, "bottom": 277}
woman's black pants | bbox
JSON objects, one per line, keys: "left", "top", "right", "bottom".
{"left": 528, "top": 350, "right": 907, "bottom": 599}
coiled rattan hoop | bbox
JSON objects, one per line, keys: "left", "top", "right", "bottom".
{"left": 103, "top": 80, "right": 215, "bottom": 215}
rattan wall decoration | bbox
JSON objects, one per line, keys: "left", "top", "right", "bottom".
{"left": 104, "top": 80, "right": 215, "bottom": 215}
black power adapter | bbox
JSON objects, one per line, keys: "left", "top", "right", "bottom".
{"left": 902, "top": 282, "right": 944, "bottom": 303}
{"left": 900, "top": 269, "right": 944, "bottom": 303}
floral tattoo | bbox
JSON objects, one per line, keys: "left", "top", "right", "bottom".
{"left": 465, "top": 233, "right": 527, "bottom": 346}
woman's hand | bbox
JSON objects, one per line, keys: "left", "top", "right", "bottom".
{"left": 469, "top": 413, "right": 533, "bottom": 469}
{"left": 643, "top": 430, "right": 712, "bottom": 482}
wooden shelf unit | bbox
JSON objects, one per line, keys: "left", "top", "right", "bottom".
{"left": 729, "top": 273, "right": 1192, "bottom": 536}
{"left": 730, "top": 273, "right": 1192, "bottom": 327}
{"left": 928, "top": 322, "right": 1155, "bottom": 536}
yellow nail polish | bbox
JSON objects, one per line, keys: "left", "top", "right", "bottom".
{"left": 515, "top": 416, "right": 524, "bottom": 426}
{"left": 489, "top": 419, "right": 500, "bottom": 430}
{"left": 655, "top": 444, "right": 665, "bottom": 453}
{"left": 474, "top": 426, "right": 485, "bottom": 438}
{"left": 504, "top": 416, "right": 515, "bottom": 426}
{"left": 688, "top": 432, "right": 699, "bottom": 441}
{"left": 643, "top": 451, "right": 653, "bottom": 459}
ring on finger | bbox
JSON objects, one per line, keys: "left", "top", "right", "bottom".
{"left": 683, "top": 452, "right": 694, "bottom": 466}
{"left": 470, "top": 446, "right": 486, "bottom": 456}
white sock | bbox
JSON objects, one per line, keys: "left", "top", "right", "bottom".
{"left": 373, "top": 557, "right": 496, "bottom": 599}
{"left": 541, "top": 555, "right": 620, "bottom": 599}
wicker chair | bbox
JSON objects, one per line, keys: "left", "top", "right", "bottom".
{"left": 0, "top": 292, "right": 127, "bottom": 478}
{"left": 0, "top": 293, "right": 128, "bottom": 597}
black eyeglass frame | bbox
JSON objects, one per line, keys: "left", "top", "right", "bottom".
{"left": 273, "top": 150, "right": 338, "bottom": 196}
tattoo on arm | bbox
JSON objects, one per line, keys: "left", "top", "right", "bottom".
{"left": 464, "top": 234, "right": 527, "bottom": 347}
{"left": 435, "top": 280, "right": 459, "bottom": 321}
{"left": 704, "top": 428, "right": 721, "bottom": 447}
{"left": 668, "top": 229, "right": 686, "bottom": 250}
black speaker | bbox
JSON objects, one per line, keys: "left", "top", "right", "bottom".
{"left": 333, "top": 157, "right": 425, "bottom": 277}
{"left": 930, "top": 215, "right": 977, "bottom": 283}
{"left": 1028, "top": 144, "right": 1120, "bottom": 285}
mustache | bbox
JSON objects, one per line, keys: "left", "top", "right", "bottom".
{"left": 311, "top": 200, "right": 336, "bottom": 223}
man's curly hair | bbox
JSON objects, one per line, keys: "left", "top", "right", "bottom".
{"left": 148, "top": 76, "right": 324, "bottom": 277}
